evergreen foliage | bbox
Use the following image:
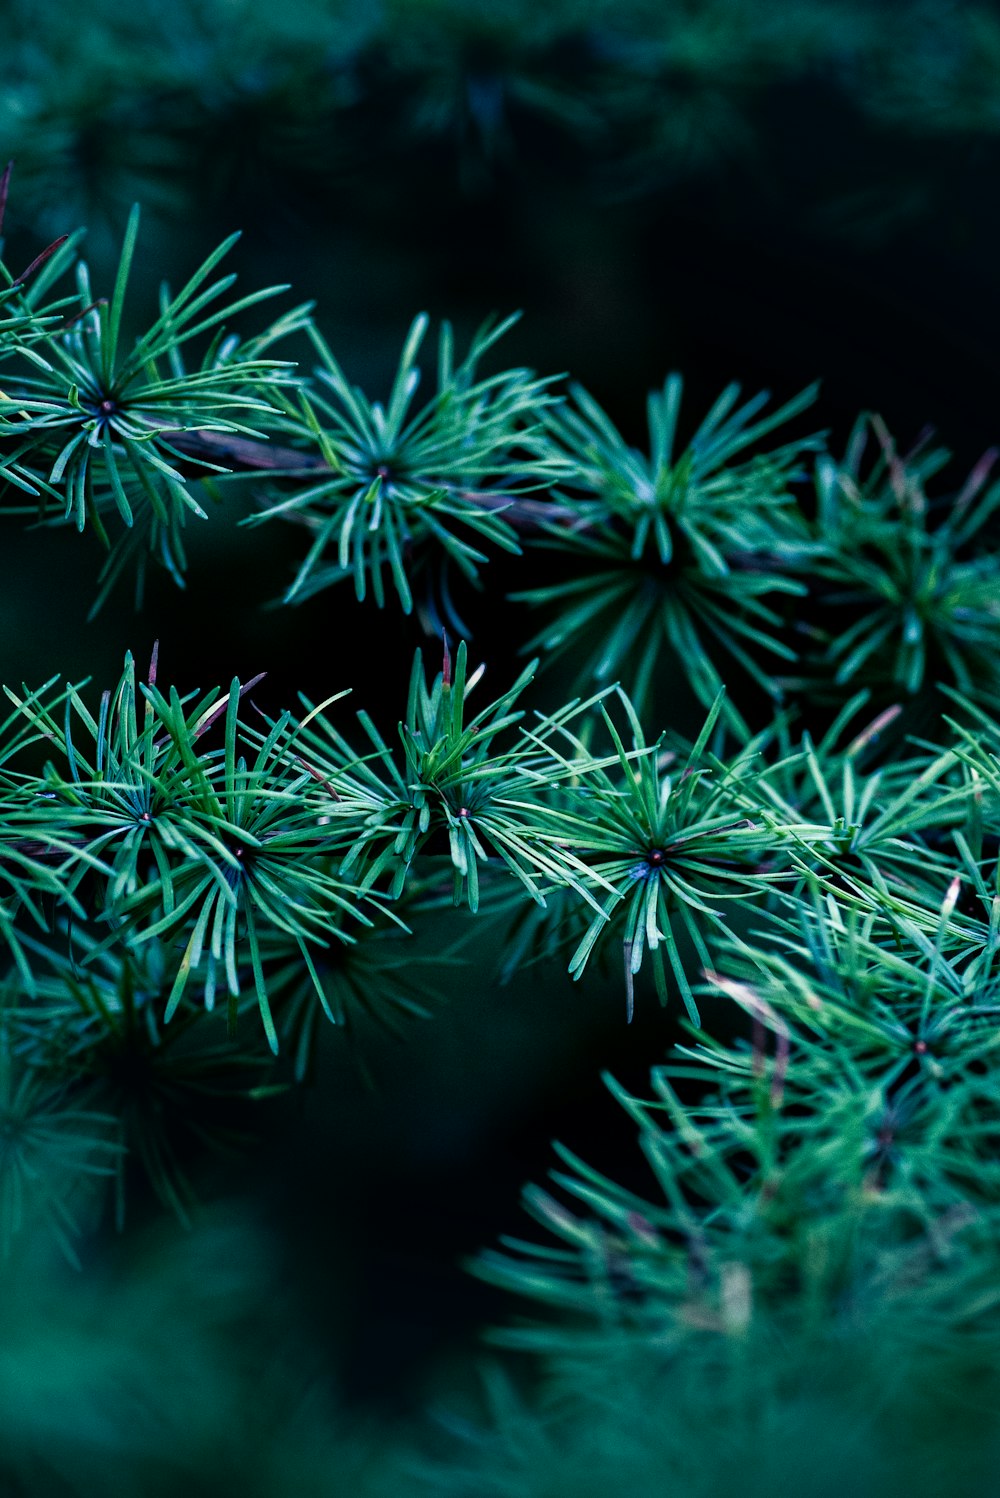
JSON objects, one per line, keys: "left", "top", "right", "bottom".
{"left": 2, "top": 12, "right": 1000, "bottom": 1493}
{"left": 4, "top": 0, "right": 1000, "bottom": 246}
{"left": 252, "top": 314, "right": 547, "bottom": 621}
{"left": 514, "top": 375, "right": 821, "bottom": 724}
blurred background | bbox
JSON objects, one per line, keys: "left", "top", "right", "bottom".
{"left": 2, "top": 0, "right": 999, "bottom": 1487}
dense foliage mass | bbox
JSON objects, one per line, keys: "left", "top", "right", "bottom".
{"left": 3, "top": 5, "right": 1000, "bottom": 1492}
{"left": 5, "top": 0, "right": 1000, "bottom": 244}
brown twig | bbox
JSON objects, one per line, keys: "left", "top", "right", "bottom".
{"left": 0, "top": 162, "right": 11, "bottom": 239}
{"left": 166, "top": 428, "right": 328, "bottom": 474}
{"left": 164, "top": 427, "right": 575, "bottom": 530}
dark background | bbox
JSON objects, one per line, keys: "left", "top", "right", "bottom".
{"left": 2, "top": 0, "right": 999, "bottom": 1454}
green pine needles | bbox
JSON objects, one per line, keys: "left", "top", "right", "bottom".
{"left": 483, "top": 885, "right": 1000, "bottom": 1325}
{"left": 514, "top": 374, "right": 821, "bottom": 726}
{"left": 252, "top": 314, "right": 550, "bottom": 621}
{"left": 7, "top": 202, "right": 1000, "bottom": 734}
{"left": 0, "top": 203, "right": 307, "bottom": 614}
{"left": 0, "top": 642, "right": 774, "bottom": 1060}
{"left": 805, "top": 415, "right": 1000, "bottom": 697}
{"left": 460, "top": 822, "right": 1000, "bottom": 1490}
{"left": 5, "top": 183, "right": 1000, "bottom": 1494}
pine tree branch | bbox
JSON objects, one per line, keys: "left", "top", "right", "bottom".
{"left": 165, "top": 427, "right": 576, "bottom": 528}
{"left": 166, "top": 428, "right": 327, "bottom": 474}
